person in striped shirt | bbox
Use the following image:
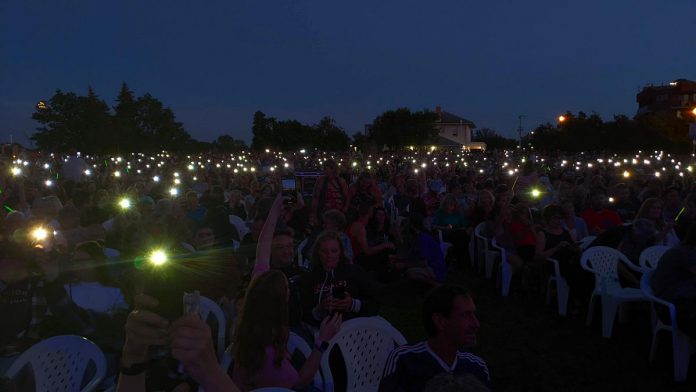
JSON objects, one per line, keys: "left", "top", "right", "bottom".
{"left": 379, "top": 285, "right": 490, "bottom": 392}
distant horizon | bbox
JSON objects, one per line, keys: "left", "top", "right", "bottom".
{"left": 3, "top": 1, "right": 695, "bottom": 148}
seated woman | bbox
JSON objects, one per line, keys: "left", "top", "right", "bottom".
{"left": 233, "top": 194, "right": 342, "bottom": 391}
{"left": 346, "top": 201, "right": 395, "bottom": 281}
{"left": 535, "top": 204, "right": 592, "bottom": 314}
{"left": 299, "top": 229, "right": 379, "bottom": 328}
{"left": 367, "top": 206, "right": 400, "bottom": 248}
{"left": 432, "top": 194, "right": 469, "bottom": 264}
{"left": 390, "top": 214, "right": 445, "bottom": 286}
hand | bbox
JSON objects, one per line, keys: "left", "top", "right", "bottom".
{"left": 556, "top": 241, "right": 570, "bottom": 249}
{"left": 170, "top": 314, "right": 220, "bottom": 385}
{"left": 331, "top": 291, "right": 353, "bottom": 312}
{"left": 317, "top": 313, "right": 342, "bottom": 343}
{"left": 122, "top": 294, "right": 170, "bottom": 365}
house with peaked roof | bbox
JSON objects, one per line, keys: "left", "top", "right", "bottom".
{"left": 434, "top": 106, "right": 484, "bottom": 149}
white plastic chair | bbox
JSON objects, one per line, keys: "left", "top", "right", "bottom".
{"left": 491, "top": 238, "right": 513, "bottom": 297}
{"left": 287, "top": 332, "right": 324, "bottom": 389}
{"left": 296, "top": 238, "right": 310, "bottom": 269}
{"left": 219, "top": 332, "right": 323, "bottom": 389}
{"left": 578, "top": 235, "right": 597, "bottom": 251}
{"left": 437, "top": 229, "right": 453, "bottom": 258}
{"left": 546, "top": 258, "right": 570, "bottom": 316}
{"left": 640, "top": 271, "right": 696, "bottom": 381}
{"left": 192, "top": 294, "right": 227, "bottom": 361}
{"left": 103, "top": 247, "right": 120, "bottom": 260}
{"left": 580, "top": 246, "right": 650, "bottom": 338}
{"left": 4, "top": 335, "right": 107, "bottom": 392}
{"left": 474, "top": 223, "right": 499, "bottom": 279}
{"left": 321, "top": 316, "right": 406, "bottom": 392}
{"left": 229, "top": 214, "right": 250, "bottom": 241}
{"left": 639, "top": 245, "right": 670, "bottom": 272}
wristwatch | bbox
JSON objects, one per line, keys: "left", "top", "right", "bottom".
{"left": 314, "top": 341, "right": 330, "bottom": 353}
{"left": 119, "top": 361, "right": 146, "bottom": 376}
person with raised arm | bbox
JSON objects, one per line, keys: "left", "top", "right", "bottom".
{"left": 232, "top": 194, "right": 342, "bottom": 391}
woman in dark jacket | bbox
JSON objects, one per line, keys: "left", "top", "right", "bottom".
{"left": 298, "top": 230, "right": 378, "bottom": 327}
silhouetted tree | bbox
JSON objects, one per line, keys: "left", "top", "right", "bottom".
{"left": 370, "top": 108, "right": 438, "bottom": 149}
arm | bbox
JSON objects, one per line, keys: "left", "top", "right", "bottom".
{"left": 371, "top": 185, "right": 383, "bottom": 208}
{"left": 350, "top": 224, "right": 393, "bottom": 256}
{"left": 116, "top": 295, "right": 170, "bottom": 392}
{"left": 340, "top": 178, "right": 350, "bottom": 212}
{"left": 295, "top": 313, "right": 342, "bottom": 389}
{"left": 311, "top": 176, "right": 324, "bottom": 223}
{"left": 252, "top": 194, "right": 284, "bottom": 281}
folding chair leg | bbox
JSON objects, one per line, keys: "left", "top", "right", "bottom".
{"left": 649, "top": 328, "right": 660, "bottom": 362}
{"left": 557, "top": 281, "right": 569, "bottom": 317}
{"left": 601, "top": 297, "right": 619, "bottom": 339}
{"left": 586, "top": 295, "right": 597, "bottom": 326}
{"left": 673, "top": 331, "right": 692, "bottom": 382}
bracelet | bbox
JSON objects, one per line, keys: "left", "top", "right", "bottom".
{"left": 314, "top": 341, "right": 329, "bottom": 353}
{"left": 119, "top": 362, "right": 146, "bottom": 376}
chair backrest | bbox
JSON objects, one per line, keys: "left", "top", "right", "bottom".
{"left": 639, "top": 245, "right": 670, "bottom": 271}
{"left": 296, "top": 238, "right": 310, "bottom": 268}
{"left": 640, "top": 269, "right": 677, "bottom": 327}
{"left": 473, "top": 222, "right": 490, "bottom": 261}
{"left": 578, "top": 235, "right": 597, "bottom": 251}
{"left": 287, "top": 332, "right": 323, "bottom": 389}
{"left": 229, "top": 214, "right": 250, "bottom": 240}
{"left": 580, "top": 246, "right": 630, "bottom": 292}
{"left": 195, "top": 294, "right": 227, "bottom": 360}
{"left": 219, "top": 333, "right": 323, "bottom": 389}
{"left": 103, "top": 247, "right": 120, "bottom": 260}
{"left": 321, "top": 316, "right": 406, "bottom": 392}
{"left": 4, "top": 335, "right": 107, "bottom": 392}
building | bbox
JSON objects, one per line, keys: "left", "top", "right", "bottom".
{"left": 636, "top": 78, "right": 696, "bottom": 119}
{"left": 434, "top": 106, "right": 484, "bottom": 149}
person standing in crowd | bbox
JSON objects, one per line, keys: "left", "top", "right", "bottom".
{"left": 347, "top": 171, "right": 383, "bottom": 214}
{"left": 311, "top": 159, "right": 349, "bottom": 227}
{"left": 379, "top": 285, "right": 489, "bottom": 392}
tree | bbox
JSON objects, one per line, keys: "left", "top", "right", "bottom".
{"left": 113, "top": 82, "right": 139, "bottom": 151}
{"left": 251, "top": 111, "right": 276, "bottom": 150}
{"left": 370, "top": 108, "right": 438, "bottom": 149}
{"left": 134, "top": 93, "right": 191, "bottom": 151}
{"left": 32, "top": 85, "right": 193, "bottom": 153}
{"left": 314, "top": 116, "right": 350, "bottom": 151}
{"left": 213, "top": 135, "right": 248, "bottom": 152}
{"left": 31, "top": 87, "right": 111, "bottom": 152}
{"left": 473, "top": 128, "right": 516, "bottom": 150}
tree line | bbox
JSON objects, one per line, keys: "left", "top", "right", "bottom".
{"left": 30, "top": 85, "right": 442, "bottom": 153}
{"left": 29, "top": 85, "right": 692, "bottom": 153}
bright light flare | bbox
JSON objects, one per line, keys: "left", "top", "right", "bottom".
{"left": 148, "top": 249, "right": 168, "bottom": 267}
{"left": 118, "top": 198, "right": 131, "bottom": 210}
{"left": 31, "top": 227, "right": 49, "bottom": 241}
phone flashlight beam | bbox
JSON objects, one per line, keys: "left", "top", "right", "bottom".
{"left": 148, "top": 249, "right": 168, "bottom": 266}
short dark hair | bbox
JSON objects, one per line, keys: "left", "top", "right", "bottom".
{"left": 422, "top": 285, "right": 471, "bottom": 337}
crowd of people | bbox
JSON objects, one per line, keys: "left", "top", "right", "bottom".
{"left": 0, "top": 145, "right": 695, "bottom": 391}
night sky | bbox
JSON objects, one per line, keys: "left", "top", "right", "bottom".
{"left": 2, "top": 0, "right": 695, "bottom": 147}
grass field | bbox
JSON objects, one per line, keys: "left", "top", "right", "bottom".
{"left": 378, "top": 267, "right": 695, "bottom": 392}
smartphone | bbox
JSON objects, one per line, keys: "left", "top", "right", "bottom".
{"left": 281, "top": 178, "right": 296, "bottom": 191}
{"left": 332, "top": 285, "right": 345, "bottom": 300}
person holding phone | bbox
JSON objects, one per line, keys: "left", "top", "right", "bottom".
{"left": 299, "top": 229, "right": 378, "bottom": 327}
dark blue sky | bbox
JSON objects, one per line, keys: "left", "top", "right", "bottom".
{"left": 2, "top": 0, "right": 695, "bottom": 147}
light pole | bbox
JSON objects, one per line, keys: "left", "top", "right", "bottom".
{"left": 690, "top": 107, "right": 696, "bottom": 155}
{"left": 517, "top": 114, "right": 526, "bottom": 147}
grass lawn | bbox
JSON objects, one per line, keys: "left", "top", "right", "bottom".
{"left": 378, "top": 267, "right": 695, "bottom": 392}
